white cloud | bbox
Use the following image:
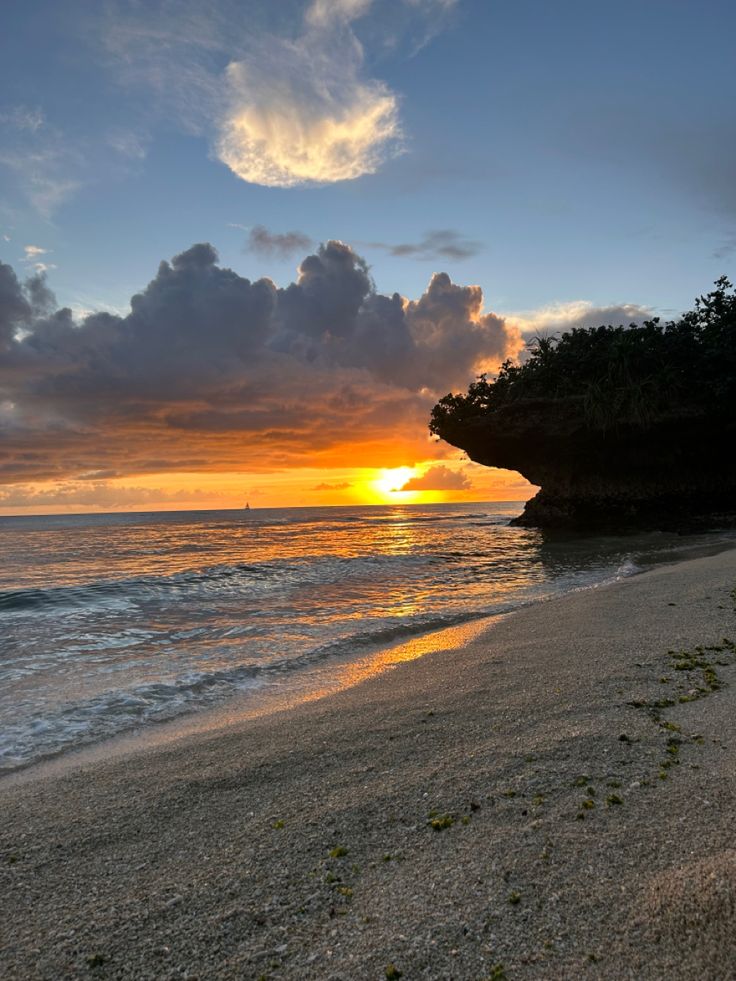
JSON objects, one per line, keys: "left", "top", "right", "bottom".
{"left": 98, "top": 0, "right": 459, "bottom": 189}
{"left": 216, "top": 30, "right": 402, "bottom": 188}
{"left": 23, "top": 245, "right": 49, "bottom": 259}
{"left": 509, "top": 299, "right": 653, "bottom": 341}
{"left": 20, "top": 245, "right": 55, "bottom": 273}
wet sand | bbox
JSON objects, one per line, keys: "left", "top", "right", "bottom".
{"left": 1, "top": 548, "right": 735, "bottom": 979}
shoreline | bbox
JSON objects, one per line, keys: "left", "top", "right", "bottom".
{"left": 0, "top": 613, "right": 505, "bottom": 790}
{"left": 2, "top": 547, "right": 736, "bottom": 978}
{"left": 6, "top": 529, "right": 736, "bottom": 786}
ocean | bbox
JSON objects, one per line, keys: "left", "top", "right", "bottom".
{"left": 1, "top": 501, "right": 733, "bottom": 774}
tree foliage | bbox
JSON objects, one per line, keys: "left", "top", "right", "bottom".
{"left": 430, "top": 278, "right": 736, "bottom": 434}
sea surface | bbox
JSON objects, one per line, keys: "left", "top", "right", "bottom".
{"left": 2, "top": 502, "right": 734, "bottom": 774}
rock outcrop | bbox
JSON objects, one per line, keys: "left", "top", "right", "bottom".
{"left": 435, "top": 398, "right": 736, "bottom": 531}
{"left": 431, "top": 278, "right": 736, "bottom": 532}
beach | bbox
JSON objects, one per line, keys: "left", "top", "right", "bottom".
{"left": 2, "top": 547, "right": 735, "bottom": 980}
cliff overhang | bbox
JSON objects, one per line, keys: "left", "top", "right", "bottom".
{"left": 436, "top": 398, "right": 736, "bottom": 531}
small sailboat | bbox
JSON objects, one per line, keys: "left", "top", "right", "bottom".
{"left": 243, "top": 502, "right": 251, "bottom": 511}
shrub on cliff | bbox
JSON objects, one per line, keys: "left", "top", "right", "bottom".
{"left": 430, "top": 278, "right": 736, "bottom": 434}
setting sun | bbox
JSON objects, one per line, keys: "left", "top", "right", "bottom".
{"left": 370, "top": 466, "right": 419, "bottom": 503}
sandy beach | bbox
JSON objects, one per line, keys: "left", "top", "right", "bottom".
{"left": 2, "top": 547, "right": 736, "bottom": 980}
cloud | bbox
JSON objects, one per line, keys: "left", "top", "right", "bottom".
{"left": 368, "top": 229, "right": 482, "bottom": 260}
{"left": 0, "top": 240, "right": 522, "bottom": 486}
{"left": 20, "top": 247, "right": 56, "bottom": 275}
{"left": 0, "top": 481, "right": 215, "bottom": 510}
{"left": 399, "top": 464, "right": 471, "bottom": 491}
{"left": 217, "top": 38, "right": 401, "bottom": 187}
{"left": 509, "top": 299, "right": 653, "bottom": 344}
{"left": 312, "top": 480, "right": 351, "bottom": 490}
{"left": 97, "top": 0, "right": 459, "bottom": 189}
{"left": 305, "top": 0, "right": 373, "bottom": 28}
{"left": 23, "top": 246, "right": 50, "bottom": 260}
{"left": 247, "top": 225, "right": 313, "bottom": 258}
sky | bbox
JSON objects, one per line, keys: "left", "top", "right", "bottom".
{"left": 0, "top": 0, "right": 734, "bottom": 513}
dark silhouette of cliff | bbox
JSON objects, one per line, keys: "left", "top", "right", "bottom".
{"left": 430, "top": 278, "right": 736, "bottom": 530}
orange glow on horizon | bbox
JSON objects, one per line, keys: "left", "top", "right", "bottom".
{"left": 0, "top": 463, "right": 536, "bottom": 515}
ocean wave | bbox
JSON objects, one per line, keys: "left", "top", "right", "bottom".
{"left": 0, "top": 605, "right": 508, "bottom": 772}
{"left": 0, "top": 551, "right": 444, "bottom": 615}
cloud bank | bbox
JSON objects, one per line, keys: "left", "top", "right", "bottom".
{"left": 400, "top": 464, "right": 471, "bottom": 490}
{"left": 510, "top": 299, "right": 653, "bottom": 345}
{"left": 0, "top": 241, "right": 522, "bottom": 486}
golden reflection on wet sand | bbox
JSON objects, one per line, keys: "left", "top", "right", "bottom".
{"left": 4, "top": 614, "right": 503, "bottom": 787}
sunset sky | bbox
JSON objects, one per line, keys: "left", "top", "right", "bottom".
{"left": 1, "top": 0, "right": 734, "bottom": 513}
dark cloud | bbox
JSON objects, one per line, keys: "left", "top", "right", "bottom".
{"left": 247, "top": 225, "right": 313, "bottom": 259}
{"left": 399, "top": 464, "right": 471, "bottom": 491}
{"left": 368, "top": 229, "right": 482, "bottom": 260}
{"left": 0, "top": 263, "right": 56, "bottom": 350}
{"left": 0, "top": 263, "right": 31, "bottom": 349}
{"left": 312, "top": 481, "right": 350, "bottom": 490}
{"left": 0, "top": 241, "right": 522, "bottom": 485}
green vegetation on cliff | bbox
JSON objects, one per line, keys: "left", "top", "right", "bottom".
{"left": 430, "top": 278, "right": 736, "bottom": 436}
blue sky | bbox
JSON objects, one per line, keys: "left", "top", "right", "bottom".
{"left": 2, "top": 0, "right": 734, "bottom": 315}
{"left": 0, "top": 0, "right": 734, "bottom": 511}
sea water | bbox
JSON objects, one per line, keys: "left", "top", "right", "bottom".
{"left": 1, "top": 502, "right": 733, "bottom": 772}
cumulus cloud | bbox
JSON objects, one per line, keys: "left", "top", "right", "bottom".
{"left": 0, "top": 240, "right": 522, "bottom": 485}
{"left": 399, "top": 464, "right": 471, "bottom": 491}
{"left": 217, "top": 37, "right": 401, "bottom": 187}
{"left": 509, "top": 299, "right": 653, "bottom": 345}
{"left": 97, "top": 0, "right": 459, "bottom": 189}
{"left": 368, "top": 229, "right": 482, "bottom": 260}
{"left": 247, "top": 225, "right": 313, "bottom": 258}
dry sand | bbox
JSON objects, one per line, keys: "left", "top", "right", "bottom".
{"left": 1, "top": 548, "right": 736, "bottom": 980}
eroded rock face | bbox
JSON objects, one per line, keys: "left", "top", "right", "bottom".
{"left": 436, "top": 398, "right": 736, "bottom": 531}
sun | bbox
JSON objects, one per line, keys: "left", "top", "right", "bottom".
{"left": 370, "top": 466, "right": 418, "bottom": 503}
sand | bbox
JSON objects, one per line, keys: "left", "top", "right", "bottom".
{"left": 1, "top": 548, "right": 736, "bottom": 980}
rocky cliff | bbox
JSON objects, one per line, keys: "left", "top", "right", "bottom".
{"left": 431, "top": 279, "right": 736, "bottom": 532}
{"left": 435, "top": 397, "right": 736, "bottom": 530}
